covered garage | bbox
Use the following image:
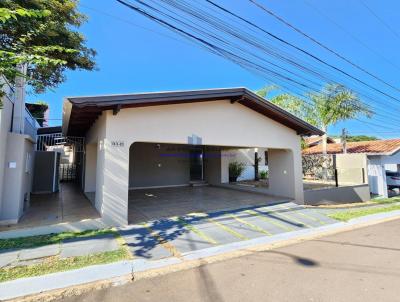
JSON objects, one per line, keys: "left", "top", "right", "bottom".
{"left": 63, "top": 88, "right": 322, "bottom": 226}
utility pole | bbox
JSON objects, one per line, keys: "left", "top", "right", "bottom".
{"left": 341, "top": 128, "right": 347, "bottom": 154}
{"left": 12, "top": 64, "right": 27, "bottom": 134}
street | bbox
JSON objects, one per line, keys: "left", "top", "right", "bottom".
{"left": 59, "top": 218, "right": 400, "bottom": 302}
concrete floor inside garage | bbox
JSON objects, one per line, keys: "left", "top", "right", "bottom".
{"left": 128, "top": 186, "right": 289, "bottom": 224}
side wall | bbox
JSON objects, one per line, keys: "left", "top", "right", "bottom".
{"left": 84, "top": 144, "right": 97, "bottom": 193}
{"left": 0, "top": 92, "right": 14, "bottom": 219}
{"left": 129, "top": 143, "right": 190, "bottom": 188}
{"left": 1, "top": 134, "right": 34, "bottom": 223}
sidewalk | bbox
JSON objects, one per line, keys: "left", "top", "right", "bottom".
{"left": 1, "top": 201, "right": 400, "bottom": 300}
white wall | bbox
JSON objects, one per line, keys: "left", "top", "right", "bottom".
{"left": 86, "top": 100, "right": 304, "bottom": 226}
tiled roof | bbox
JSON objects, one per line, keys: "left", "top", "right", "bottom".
{"left": 303, "top": 139, "right": 400, "bottom": 155}
{"left": 304, "top": 136, "right": 335, "bottom": 146}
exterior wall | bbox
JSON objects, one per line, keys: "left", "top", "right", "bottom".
{"left": 336, "top": 154, "right": 368, "bottom": 185}
{"left": 304, "top": 184, "right": 370, "bottom": 205}
{"left": 204, "top": 148, "right": 222, "bottom": 185}
{"left": 368, "top": 156, "right": 387, "bottom": 197}
{"left": 0, "top": 91, "right": 14, "bottom": 217}
{"left": 84, "top": 144, "right": 97, "bottom": 193}
{"left": 129, "top": 143, "right": 190, "bottom": 188}
{"left": 86, "top": 100, "right": 304, "bottom": 226}
{"left": 1, "top": 134, "right": 34, "bottom": 223}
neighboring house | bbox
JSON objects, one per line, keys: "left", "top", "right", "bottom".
{"left": 303, "top": 139, "right": 400, "bottom": 197}
{"left": 303, "top": 135, "right": 336, "bottom": 148}
{"left": 0, "top": 76, "right": 39, "bottom": 225}
{"left": 63, "top": 88, "right": 322, "bottom": 226}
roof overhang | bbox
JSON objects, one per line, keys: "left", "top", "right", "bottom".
{"left": 62, "top": 87, "right": 324, "bottom": 137}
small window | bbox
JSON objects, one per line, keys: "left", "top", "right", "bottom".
{"left": 264, "top": 151, "right": 268, "bottom": 165}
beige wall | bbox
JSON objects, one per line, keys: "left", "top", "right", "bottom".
{"left": 85, "top": 100, "right": 304, "bottom": 226}
{"left": 1, "top": 133, "right": 34, "bottom": 223}
{"left": 336, "top": 154, "right": 368, "bottom": 185}
{"left": 0, "top": 93, "right": 13, "bottom": 217}
{"left": 84, "top": 143, "right": 97, "bottom": 193}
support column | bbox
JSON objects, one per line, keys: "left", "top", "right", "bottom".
{"left": 95, "top": 139, "right": 129, "bottom": 226}
{"left": 268, "top": 148, "right": 304, "bottom": 203}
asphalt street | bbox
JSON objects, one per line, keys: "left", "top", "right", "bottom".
{"left": 58, "top": 218, "right": 400, "bottom": 302}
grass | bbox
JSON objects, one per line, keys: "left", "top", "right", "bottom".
{"left": 328, "top": 204, "right": 400, "bottom": 222}
{"left": 0, "top": 229, "right": 117, "bottom": 250}
{"left": 0, "top": 248, "right": 131, "bottom": 282}
{"left": 372, "top": 196, "right": 400, "bottom": 204}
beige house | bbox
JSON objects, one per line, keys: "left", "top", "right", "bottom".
{"left": 63, "top": 88, "right": 322, "bottom": 226}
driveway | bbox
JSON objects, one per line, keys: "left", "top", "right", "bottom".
{"left": 60, "top": 218, "right": 400, "bottom": 302}
{"left": 120, "top": 201, "right": 337, "bottom": 260}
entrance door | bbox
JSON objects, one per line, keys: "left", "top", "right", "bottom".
{"left": 190, "top": 148, "right": 203, "bottom": 181}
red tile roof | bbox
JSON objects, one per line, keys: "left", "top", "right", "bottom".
{"left": 304, "top": 136, "right": 335, "bottom": 146}
{"left": 303, "top": 139, "right": 400, "bottom": 155}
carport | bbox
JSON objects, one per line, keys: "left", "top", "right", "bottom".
{"left": 63, "top": 88, "right": 322, "bottom": 226}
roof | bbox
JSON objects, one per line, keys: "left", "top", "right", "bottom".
{"left": 303, "top": 139, "right": 400, "bottom": 156}
{"left": 37, "top": 126, "right": 62, "bottom": 135}
{"left": 304, "top": 136, "right": 335, "bottom": 147}
{"left": 62, "top": 87, "right": 323, "bottom": 137}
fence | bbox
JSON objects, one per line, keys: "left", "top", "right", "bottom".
{"left": 303, "top": 154, "right": 367, "bottom": 190}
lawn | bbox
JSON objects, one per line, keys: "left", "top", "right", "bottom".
{"left": 328, "top": 204, "right": 400, "bottom": 222}
{"left": 0, "top": 248, "right": 130, "bottom": 282}
{"left": 372, "top": 196, "right": 400, "bottom": 204}
{"left": 0, "top": 229, "right": 117, "bottom": 250}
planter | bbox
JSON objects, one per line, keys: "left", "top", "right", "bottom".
{"left": 229, "top": 176, "right": 238, "bottom": 182}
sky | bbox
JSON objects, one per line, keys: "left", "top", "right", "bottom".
{"left": 34, "top": 0, "right": 400, "bottom": 138}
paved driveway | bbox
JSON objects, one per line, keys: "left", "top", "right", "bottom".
{"left": 120, "top": 202, "right": 337, "bottom": 260}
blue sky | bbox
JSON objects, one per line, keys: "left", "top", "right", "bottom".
{"left": 34, "top": 0, "right": 400, "bottom": 138}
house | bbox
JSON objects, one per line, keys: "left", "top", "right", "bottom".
{"left": 0, "top": 76, "right": 38, "bottom": 225}
{"left": 62, "top": 88, "right": 322, "bottom": 226}
{"left": 303, "top": 139, "right": 400, "bottom": 197}
{"left": 303, "top": 135, "right": 336, "bottom": 148}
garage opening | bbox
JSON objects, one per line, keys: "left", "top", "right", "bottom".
{"left": 128, "top": 142, "right": 289, "bottom": 224}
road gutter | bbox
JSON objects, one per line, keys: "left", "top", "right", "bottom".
{"left": 2, "top": 210, "right": 400, "bottom": 301}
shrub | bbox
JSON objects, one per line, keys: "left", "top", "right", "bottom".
{"left": 229, "top": 161, "right": 246, "bottom": 182}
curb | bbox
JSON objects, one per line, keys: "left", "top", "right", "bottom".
{"left": 2, "top": 210, "right": 400, "bottom": 301}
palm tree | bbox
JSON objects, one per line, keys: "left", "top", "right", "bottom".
{"left": 308, "top": 84, "right": 373, "bottom": 156}
{"left": 257, "top": 84, "right": 373, "bottom": 179}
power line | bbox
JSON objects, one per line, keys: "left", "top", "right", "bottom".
{"left": 248, "top": 0, "right": 400, "bottom": 96}
{"left": 115, "top": 0, "right": 400, "bottom": 129}
{"left": 359, "top": 0, "right": 400, "bottom": 41}
{"left": 302, "top": 0, "right": 400, "bottom": 72}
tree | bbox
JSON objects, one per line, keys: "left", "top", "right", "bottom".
{"left": 308, "top": 84, "right": 373, "bottom": 156}
{"left": 257, "top": 84, "right": 373, "bottom": 179}
{"left": 0, "top": 0, "right": 96, "bottom": 94}
{"left": 346, "top": 135, "right": 378, "bottom": 142}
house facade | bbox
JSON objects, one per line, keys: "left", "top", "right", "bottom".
{"left": 63, "top": 88, "right": 322, "bottom": 226}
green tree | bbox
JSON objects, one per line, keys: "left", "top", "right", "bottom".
{"left": 0, "top": 0, "right": 96, "bottom": 94}
{"left": 308, "top": 84, "right": 373, "bottom": 156}
{"left": 346, "top": 135, "right": 378, "bottom": 142}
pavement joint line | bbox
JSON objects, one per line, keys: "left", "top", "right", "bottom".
{"left": 273, "top": 206, "right": 313, "bottom": 228}
{"left": 175, "top": 217, "right": 218, "bottom": 245}
{"left": 295, "top": 211, "right": 326, "bottom": 225}
{"left": 244, "top": 209, "right": 294, "bottom": 232}
{"left": 141, "top": 223, "right": 182, "bottom": 258}
{"left": 2, "top": 212, "right": 400, "bottom": 301}
{"left": 229, "top": 214, "right": 272, "bottom": 236}
{"left": 207, "top": 217, "right": 248, "bottom": 240}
